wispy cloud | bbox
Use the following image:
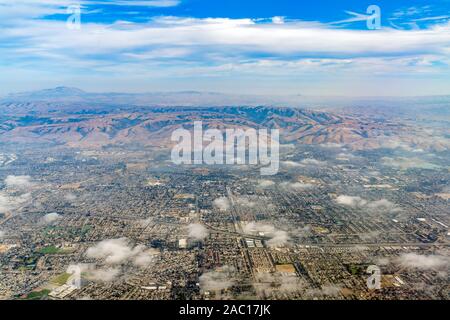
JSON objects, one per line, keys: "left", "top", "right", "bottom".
{"left": 41, "top": 212, "right": 62, "bottom": 224}
{"left": 85, "top": 238, "right": 159, "bottom": 267}
{"left": 88, "top": 1, "right": 181, "bottom": 7}
{"left": 335, "top": 195, "right": 401, "bottom": 213}
{"left": 396, "top": 253, "right": 449, "bottom": 270}
{"left": 412, "top": 15, "right": 450, "bottom": 22}
{"left": 1, "top": 1, "right": 450, "bottom": 95}
{"left": 243, "top": 222, "right": 291, "bottom": 247}
{"left": 187, "top": 223, "right": 209, "bottom": 241}
{"left": 329, "top": 10, "right": 373, "bottom": 25}
{"left": 199, "top": 266, "right": 235, "bottom": 293}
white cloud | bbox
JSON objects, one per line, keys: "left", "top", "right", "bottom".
{"left": 336, "top": 152, "right": 359, "bottom": 160}
{"left": 0, "top": 230, "right": 5, "bottom": 238}
{"left": 199, "top": 266, "right": 235, "bottom": 292}
{"left": 377, "top": 135, "right": 450, "bottom": 153}
{"left": 69, "top": 263, "right": 121, "bottom": 282}
{"left": 243, "top": 222, "right": 273, "bottom": 235}
{"left": 64, "top": 193, "right": 77, "bottom": 201}
{"left": 5, "top": 175, "right": 34, "bottom": 189}
{"left": 254, "top": 273, "right": 306, "bottom": 295}
{"left": 133, "top": 249, "right": 158, "bottom": 267}
{"left": 0, "top": 1, "right": 67, "bottom": 23}
{"left": 280, "top": 182, "right": 314, "bottom": 190}
{"left": 42, "top": 212, "right": 61, "bottom": 224}
{"left": 44, "top": 17, "right": 450, "bottom": 56}
{"left": 187, "top": 223, "right": 209, "bottom": 241}
{"left": 266, "top": 230, "right": 290, "bottom": 247}
{"left": 376, "top": 257, "right": 391, "bottom": 266}
{"left": 0, "top": 192, "right": 31, "bottom": 213}
{"left": 0, "top": 3, "right": 449, "bottom": 96}
{"left": 300, "top": 158, "right": 327, "bottom": 166}
{"left": 85, "top": 238, "right": 158, "bottom": 267}
{"left": 282, "top": 159, "right": 326, "bottom": 169}
{"left": 396, "top": 253, "right": 449, "bottom": 270}
{"left": 85, "top": 266, "right": 121, "bottom": 282}
{"left": 271, "top": 16, "right": 285, "bottom": 25}
{"left": 88, "top": 1, "right": 181, "bottom": 7}
{"left": 235, "top": 197, "right": 257, "bottom": 208}
{"left": 366, "top": 199, "right": 401, "bottom": 212}
{"left": 381, "top": 157, "right": 440, "bottom": 170}
{"left": 257, "top": 180, "right": 275, "bottom": 188}
{"left": 329, "top": 11, "right": 373, "bottom": 25}
{"left": 1, "top": 12, "right": 450, "bottom": 69}
{"left": 335, "top": 195, "right": 401, "bottom": 213}
{"left": 335, "top": 195, "right": 400, "bottom": 212}
{"left": 0, "top": 176, "right": 34, "bottom": 214}
{"left": 281, "top": 161, "right": 303, "bottom": 167}
{"left": 413, "top": 15, "right": 450, "bottom": 22}
{"left": 213, "top": 197, "right": 230, "bottom": 212}
{"left": 243, "top": 222, "right": 290, "bottom": 247}
{"left": 335, "top": 195, "right": 368, "bottom": 207}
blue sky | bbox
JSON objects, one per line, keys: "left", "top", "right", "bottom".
{"left": 1, "top": 0, "right": 450, "bottom": 96}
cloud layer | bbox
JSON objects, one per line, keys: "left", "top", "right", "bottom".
{"left": 213, "top": 197, "right": 230, "bottom": 212}
{"left": 188, "top": 223, "right": 209, "bottom": 241}
{"left": 0, "top": 175, "right": 35, "bottom": 214}
{"left": 243, "top": 222, "right": 290, "bottom": 247}
{"left": 396, "top": 253, "right": 449, "bottom": 270}
{"left": 42, "top": 212, "right": 61, "bottom": 224}
{"left": 5, "top": 175, "right": 34, "bottom": 189}
{"left": 335, "top": 195, "right": 400, "bottom": 212}
{"left": 85, "top": 238, "right": 159, "bottom": 267}
{"left": 199, "top": 266, "right": 235, "bottom": 292}
{"left": 1, "top": 1, "right": 449, "bottom": 95}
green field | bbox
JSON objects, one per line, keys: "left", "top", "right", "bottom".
{"left": 51, "top": 273, "right": 71, "bottom": 286}
{"left": 38, "top": 245, "right": 72, "bottom": 255}
{"left": 24, "top": 289, "right": 51, "bottom": 300}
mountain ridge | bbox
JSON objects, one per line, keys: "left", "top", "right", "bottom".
{"left": 2, "top": 88, "right": 449, "bottom": 121}
{"left": 0, "top": 105, "right": 408, "bottom": 150}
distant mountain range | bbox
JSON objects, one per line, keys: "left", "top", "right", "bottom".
{"left": 0, "top": 106, "right": 355, "bottom": 148}
{"left": 0, "top": 87, "right": 448, "bottom": 150}
{"left": 0, "top": 104, "right": 429, "bottom": 151}
{"left": 1, "top": 87, "right": 449, "bottom": 120}
{"left": 0, "top": 87, "right": 304, "bottom": 114}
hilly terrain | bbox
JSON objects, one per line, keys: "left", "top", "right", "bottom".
{"left": 0, "top": 88, "right": 448, "bottom": 151}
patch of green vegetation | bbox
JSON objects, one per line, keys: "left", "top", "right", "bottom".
{"left": 51, "top": 273, "right": 71, "bottom": 286}
{"left": 18, "top": 266, "right": 29, "bottom": 271}
{"left": 25, "top": 257, "right": 36, "bottom": 264}
{"left": 38, "top": 245, "right": 65, "bottom": 255}
{"left": 17, "top": 256, "right": 38, "bottom": 270}
{"left": 80, "top": 225, "right": 92, "bottom": 235}
{"left": 346, "top": 264, "right": 367, "bottom": 276}
{"left": 24, "top": 289, "right": 51, "bottom": 300}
